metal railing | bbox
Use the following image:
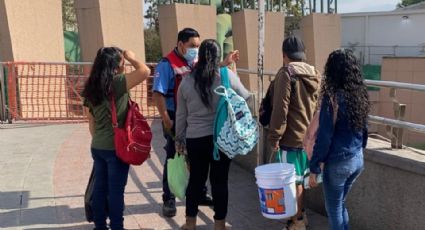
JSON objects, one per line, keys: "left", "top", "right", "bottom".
{"left": 237, "top": 68, "right": 425, "bottom": 148}
{"left": 1, "top": 62, "right": 423, "bottom": 148}
{"left": 0, "top": 64, "right": 6, "bottom": 122}
{"left": 157, "top": 0, "right": 338, "bottom": 14}
{"left": 0, "top": 62, "right": 159, "bottom": 122}
{"left": 157, "top": 0, "right": 288, "bottom": 12}
{"left": 342, "top": 45, "right": 425, "bottom": 65}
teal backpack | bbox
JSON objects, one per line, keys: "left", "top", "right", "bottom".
{"left": 213, "top": 67, "right": 259, "bottom": 160}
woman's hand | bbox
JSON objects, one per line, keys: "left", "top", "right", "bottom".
{"left": 175, "top": 142, "right": 186, "bottom": 155}
{"left": 222, "top": 50, "right": 240, "bottom": 66}
{"left": 309, "top": 173, "right": 319, "bottom": 188}
{"left": 271, "top": 142, "right": 279, "bottom": 153}
{"left": 163, "top": 118, "right": 174, "bottom": 132}
{"left": 123, "top": 50, "right": 136, "bottom": 61}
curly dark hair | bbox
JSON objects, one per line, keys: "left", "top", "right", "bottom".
{"left": 322, "top": 49, "right": 370, "bottom": 131}
{"left": 193, "top": 39, "right": 221, "bottom": 108}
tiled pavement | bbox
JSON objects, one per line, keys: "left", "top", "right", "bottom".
{"left": 0, "top": 121, "right": 328, "bottom": 230}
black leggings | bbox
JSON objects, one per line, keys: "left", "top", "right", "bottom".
{"left": 185, "top": 135, "right": 231, "bottom": 220}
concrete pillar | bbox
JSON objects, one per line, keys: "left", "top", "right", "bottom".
{"left": 75, "top": 0, "right": 146, "bottom": 62}
{"left": 300, "top": 13, "right": 341, "bottom": 74}
{"left": 158, "top": 3, "right": 217, "bottom": 56}
{"left": 231, "top": 10, "right": 285, "bottom": 169}
{"left": 0, "top": 0, "right": 65, "bottom": 61}
{"left": 232, "top": 10, "right": 285, "bottom": 93}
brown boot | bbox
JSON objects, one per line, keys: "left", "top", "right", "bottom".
{"left": 214, "top": 219, "right": 230, "bottom": 230}
{"left": 181, "top": 216, "right": 196, "bottom": 230}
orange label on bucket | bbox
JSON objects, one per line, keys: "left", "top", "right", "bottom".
{"left": 258, "top": 188, "right": 286, "bottom": 215}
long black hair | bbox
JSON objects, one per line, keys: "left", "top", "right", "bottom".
{"left": 322, "top": 49, "right": 370, "bottom": 131}
{"left": 193, "top": 39, "right": 221, "bottom": 108}
{"left": 81, "top": 47, "right": 123, "bottom": 106}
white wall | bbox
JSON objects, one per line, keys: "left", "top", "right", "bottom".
{"left": 342, "top": 10, "right": 425, "bottom": 65}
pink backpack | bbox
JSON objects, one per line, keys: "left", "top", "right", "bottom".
{"left": 303, "top": 97, "right": 338, "bottom": 160}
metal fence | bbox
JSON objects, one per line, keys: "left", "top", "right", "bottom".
{"left": 342, "top": 45, "right": 425, "bottom": 65}
{"left": 1, "top": 62, "right": 424, "bottom": 148}
{"left": 0, "top": 62, "right": 159, "bottom": 122}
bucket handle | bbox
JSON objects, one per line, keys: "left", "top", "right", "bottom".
{"left": 269, "top": 149, "right": 284, "bottom": 164}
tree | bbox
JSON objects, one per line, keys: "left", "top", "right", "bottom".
{"left": 397, "top": 0, "right": 425, "bottom": 8}
{"left": 144, "top": 0, "right": 160, "bottom": 30}
{"left": 62, "top": 0, "right": 77, "bottom": 32}
{"left": 144, "top": 28, "right": 163, "bottom": 62}
{"left": 283, "top": 0, "right": 305, "bottom": 34}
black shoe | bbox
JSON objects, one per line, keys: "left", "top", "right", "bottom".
{"left": 199, "top": 194, "right": 213, "bottom": 206}
{"left": 162, "top": 199, "right": 177, "bottom": 217}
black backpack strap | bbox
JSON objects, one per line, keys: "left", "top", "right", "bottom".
{"left": 285, "top": 68, "right": 298, "bottom": 97}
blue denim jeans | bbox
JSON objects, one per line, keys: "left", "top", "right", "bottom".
{"left": 322, "top": 152, "right": 364, "bottom": 230}
{"left": 162, "top": 110, "right": 176, "bottom": 202}
{"left": 91, "top": 148, "right": 129, "bottom": 230}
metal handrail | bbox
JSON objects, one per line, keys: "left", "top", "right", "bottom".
{"left": 369, "top": 115, "right": 425, "bottom": 134}
{"left": 365, "top": 80, "right": 425, "bottom": 92}
{"left": 236, "top": 68, "right": 425, "bottom": 134}
{"left": 1, "top": 62, "right": 424, "bottom": 134}
{"left": 237, "top": 68, "right": 425, "bottom": 93}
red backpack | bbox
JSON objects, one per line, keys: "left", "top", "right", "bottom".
{"left": 110, "top": 96, "right": 152, "bottom": 165}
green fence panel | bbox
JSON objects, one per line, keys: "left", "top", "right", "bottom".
{"left": 362, "top": 64, "right": 381, "bottom": 91}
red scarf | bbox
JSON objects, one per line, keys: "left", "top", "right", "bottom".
{"left": 165, "top": 49, "right": 192, "bottom": 106}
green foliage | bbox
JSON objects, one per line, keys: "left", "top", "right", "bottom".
{"left": 144, "top": 28, "right": 163, "bottom": 62}
{"left": 397, "top": 0, "right": 425, "bottom": 7}
{"left": 284, "top": 0, "right": 305, "bottom": 34}
{"left": 62, "top": 0, "right": 77, "bottom": 32}
{"left": 144, "top": 0, "right": 160, "bottom": 30}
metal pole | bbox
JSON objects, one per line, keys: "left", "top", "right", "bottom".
{"left": 313, "top": 0, "right": 316, "bottom": 12}
{"left": 321, "top": 0, "right": 324, "bottom": 12}
{"left": 309, "top": 0, "right": 312, "bottom": 14}
{"left": 0, "top": 64, "right": 5, "bottom": 122}
{"left": 327, "top": 0, "right": 330, "bottom": 13}
{"left": 301, "top": 0, "right": 305, "bottom": 15}
{"left": 335, "top": 0, "right": 337, "bottom": 13}
{"left": 279, "top": 0, "right": 282, "bottom": 12}
{"left": 231, "top": 0, "right": 234, "bottom": 13}
{"left": 258, "top": 0, "right": 265, "bottom": 165}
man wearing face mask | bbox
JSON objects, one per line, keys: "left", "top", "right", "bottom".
{"left": 152, "top": 28, "right": 203, "bottom": 218}
{"left": 153, "top": 28, "right": 239, "bottom": 218}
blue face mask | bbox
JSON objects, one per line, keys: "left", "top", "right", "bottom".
{"left": 183, "top": 48, "right": 198, "bottom": 64}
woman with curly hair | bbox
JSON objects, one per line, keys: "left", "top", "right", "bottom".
{"left": 309, "top": 49, "right": 369, "bottom": 230}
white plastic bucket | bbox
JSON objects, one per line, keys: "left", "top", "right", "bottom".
{"left": 255, "top": 163, "right": 297, "bottom": 219}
